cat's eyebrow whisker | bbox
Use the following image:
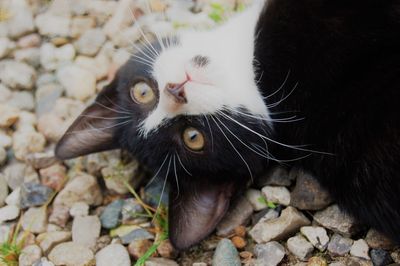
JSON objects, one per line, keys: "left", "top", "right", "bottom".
{"left": 210, "top": 116, "right": 254, "bottom": 183}
{"left": 153, "top": 156, "right": 171, "bottom": 223}
{"left": 173, "top": 155, "right": 180, "bottom": 200}
{"left": 146, "top": 153, "right": 170, "bottom": 188}
{"left": 93, "top": 100, "right": 131, "bottom": 115}
{"left": 175, "top": 151, "right": 192, "bottom": 176}
{"left": 263, "top": 69, "right": 291, "bottom": 100}
{"left": 267, "top": 82, "right": 299, "bottom": 108}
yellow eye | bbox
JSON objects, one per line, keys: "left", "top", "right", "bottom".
{"left": 130, "top": 82, "right": 155, "bottom": 104}
{"left": 183, "top": 127, "right": 205, "bottom": 151}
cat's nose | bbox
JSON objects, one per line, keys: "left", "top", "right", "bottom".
{"left": 165, "top": 82, "right": 187, "bottom": 104}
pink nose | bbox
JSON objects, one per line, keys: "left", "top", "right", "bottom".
{"left": 165, "top": 82, "right": 187, "bottom": 104}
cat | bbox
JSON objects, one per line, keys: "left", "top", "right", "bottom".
{"left": 55, "top": 0, "right": 400, "bottom": 250}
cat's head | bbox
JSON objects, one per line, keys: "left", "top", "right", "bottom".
{"left": 56, "top": 1, "right": 270, "bottom": 250}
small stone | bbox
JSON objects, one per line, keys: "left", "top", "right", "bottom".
{"left": 365, "top": 229, "right": 395, "bottom": 250}
{"left": 0, "top": 60, "right": 36, "bottom": 90}
{"left": 8, "top": 91, "right": 35, "bottom": 112}
{"left": 145, "top": 258, "right": 179, "bottom": 266}
{"left": 72, "top": 215, "right": 101, "bottom": 249}
{"left": 307, "top": 256, "right": 328, "bottom": 266}
{"left": 5, "top": 1, "right": 35, "bottom": 38}
{"left": 102, "top": 160, "right": 140, "bottom": 194}
{"left": 300, "top": 226, "right": 329, "bottom": 251}
{"left": 57, "top": 64, "right": 96, "bottom": 101}
{"left": 0, "top": 38, "right": 15, "bottom": 59}
{"left": 48, "top": 242, "right": 94, "bottom": 266}
{"left": 21, "top": 207, "right": 48, "bottom": 234}
{"left": 0, "top": 174, "right": 8, "bottom": 206}
{"left": 290, "top": 171, "right": 332, "bottom": 211}
{"left": 75, "top": 55, "right": 109, "bottom": 81}
{"left": 70, "top": 17, "right": 96, "bottom": 38}
{"left": 370, "top": 249, "right": 394, "bottom": 266}
{"left": 0, "top": 130, "right": 12, "bottom": 148}
{"left": 314, "top": 205, "right": 358, "bottom": 237}
{"left": 262, "top": 186, "right": 291, "bottom": 206}
{"left": 100, "top": 199, "right": 124, "bottom": 229}
{"left": 121, "top": 198, "right": 144, "bottom": 222}
{"left": 216, "top": 196, "right": 254, "bottom": 236}
{"left": 3, "top": 162, "right": 39, "bottom": 190}
{"left": 75, "top": 28, "right": 106, "bottom": 56}
{"left": 20, "top": 182, "right": 54, "bottom": 209}
{"left": 212, "top": 239, "right": 241, "bottom": 266}
{"left": 0, "top": 205, "right": 20, "bottom": 222}
{"left": 12, "top": 130, "right": 46, "bottom": 160}
{"left": 96, "top": 244, "right": 131, "bottom": 266}
{"left": 26, "top": 151, "right": 58, "bottom": 170}
{"left": 0, "top": 84, "right": 12, "bottom": 104}
{"left": 350, "top": 239, "right": 370, "bottom": 260}
{"left": 157, "top": 239, "right": 177, "bottom": 259}
{"left": 19, "top": 244, "right": 42, "bottom": 266}
{"left": 249, "top": 206, "right": 310, "bottom": 244}
{"left": 257, "top": 167, "right": 293, "bottom": 187}
{"left": 391, "top": 249, "right": 400, "bottom": 263}
{"left": 103, "top": 0, "right": 135, "bottom": 40}
{"left": 245, "top": 189, "right": 268, "bottom": 211}
{"left": 287, "top": 235, "right": 314, "bottom": 261}
{"left": 35, "top": 13, "right": 70, "bottom": 37}
{"left": 48, "top": 205, "right": 70, "bottom": 227}
{"left": 33, "top": 257, "right": 55, "bottom": 266}
{"left": 0, "top": 104, "right": 19, "bottom": 128}
{"left": 17, "top": 34, "right": 41, "bottom": 48}
{"left": 35, "top": 83, "right": 64, "bottom": 117}
{"left": 327, "top": 234, "right": 353, "bottom": 256}
{"left": 14, "top": 48, "right": 41, "bottom": 67}
{"left": 120, "top": 228, "right": 154, "bottom": 245}
{"left": 231, "top": 236, "right": 247, "bottom": 249}
{"left": 0, "top": 147, "right": 6, "bottom": 166}
{"left": 128, "top": 238, "right": 154, "bottom": 260}
{"left": 253, "top": 241, "right": 285, "bottom": 266}
{"left": 40, "top": 43, "right": 75, "bottom": 71}
{"left": 0, "top": 224, "right": 11, "bottom": 243}
{"left": 37, "top": 231, "right": 72, "bottom": 254}
{"left": 69, "top": 202, "right": 89, "bottom": 217}
{"left": 5, "top": 187, "right": 21, "bottom": 206}
{"left": 94, "top": 235, "right": 112, "bottom": 253}
{"left": 39, "top": 164, "right": 67, "bottom": 191}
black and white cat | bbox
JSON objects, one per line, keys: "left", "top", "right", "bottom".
{"left": 55, "top": 0, "right": 400, "bottom": 250}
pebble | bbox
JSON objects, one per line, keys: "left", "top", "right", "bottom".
{"left": 0, "top": 104, "right": 20, "bottom": 128}
{"left": 69, "top": 202, "right": 89, "bottom": 217}
{"left": 0, "top": 84, "right": 12, "bottom": 104}
{"left": 95, "top": 244, "right": 131, "bottom": 266}
{"left": 35, "top": 13, "right": 71, "bottom": 37}
{"left": 21, "top": 207, "right": 48, "bottom": 233}
{"left": 327, "top": 234, "right": 353, "bottom": 256}
{"left": 75, "top": 28, "right": 106, "bottom": 56}
{"left": 14, "top": 47, "right": 41, "bottom": 67}
{"left": 287, "top": 235, "right": 314, "bottom": 261}
{"left": 0, "top": 147, "right": 6, "bottom": 166}
{"left": 7, "top": 91, "right": 35, "bottom": 111}
{"left": 370, "top": 249, "right": 394, "bottom": 266}
{"left": 365, "top": 229, "right": 395, "bottom": 250}
{"left": 48, "top": 205, "right": 70, "bottom": 227}
{"left": 0, "top": 204, "right": 20, "bottom": 222}
{"left": 57, "top": 64, "right": 96, "bottom": 101}
{"left": 290, "top": 171, "right": 333, "bottom": 210}
{"left": 48, "top": 242, "right": 94, "bottom": 266}
{"left": 3, "top": 162, "right": 39, "bottom": 190}
{"left": 75, "top": 55, "right": 109, "bottom": 81}
{"left": 40, "top": 43, "right": 75, "bottom": 71}
{"left": 300, "top": 226, "right": 329, "bottom": 251}
{"left": 212, "top": 239, "right": 241, "bottom": 266}
{"left": 245, "top": 189, "right": 268, "bottom": 211}
{"left": 39, "top": 164, "right": 67, "bottom": 191}
{"left": 314, "top": 205, "right": 358, "bottom": 237}
{"left": 35, "top": 83, "right": 64, "bottom": 117}
{"left": 249, "top": 206, "right": 310, "bottom": 243}
{"left": 33, "top": 257, "right": 55, "bottom": 266}
{"left": 350, "top": 239, "right": 371, "bottom": 260}
{"left": 19, "top": 244, "right": 42, "bottom": 266}
{"left": 0, "top": 224, "right": 11, "bottom": 243}
{"left": 262, "top": 186, "right": 291, "bottom": 206}
{"left": 253, "top": 241, "right": 286, "bottom": 266}
{"left": 120, "top": 228, "right": 154, "bottom": 245}
{"left": 72, "top": 215, "right": 101, "bottom": 249}
{"left": 257, "top": 167, "right": 293, "bottom": 187}
{"left": 17, "top": 34, "right": 41, "bottom": 48}
{"left": 121, "top": 198, "right": 144, "bottom": 222}
{"left": 0, "top": 174, "right": 8, "bottom": 206}
{"left": 0, "top": 37, "right": 15, "bottom": 59}
{"left": 20, "top": 182, "right": 54, "bottom": 209}
{"left": 12, "top": 130, "right": 46, "bottom": 161}
{"left": 307, "top": 256, "right": 328, "bottom": 266}
{"left": 101, "top": 160, "right": 140, "bottom": 194}
{"left": 37, "top": 231, "right": 72, "bottom": 254}
{"left": 103, "top": 0, "right": 135, "bottom": 40}
{"left": 128, "top": 239, "right": 154, "bottom": 260}
{"left": 100, "top": 199, "right": 124, "bottom": 229}
{"left": 70, "top": 16, "right": 96, "bottom": 38}
{"left": 5, "top": 187, "right": 21, "bottom": 206}
{"left": 144, "top": 258, "right": 179, "bottom": 266}
{"left": 94, "top": 235, "right": 112, "bottom": 253}
{"left": 0, "top": 60, "right": 36, "bottom": 90}
{"left": 157, "top": 238, "right": 177, "bottom": 259}
{"left": 0, "top": 130, "right": 12, "bottom": 148}
{"left": 4, "top": 1, "right": 35, "bottom": 38}
{"left": 231, "top": 236, "right": 246, "bottom": 249}
{"left": 25, "top": 151, "right": 57, "bottom": 170}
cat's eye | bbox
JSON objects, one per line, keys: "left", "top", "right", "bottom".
{"left": 183, "top": 127, "right": 205, "bottom": 151}
{"left": 130, "top": 82, "right": 155, "bottom": 104}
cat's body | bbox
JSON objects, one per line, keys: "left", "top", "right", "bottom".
{"left": 56, "top": 0, "right": 400, "bottom": 250}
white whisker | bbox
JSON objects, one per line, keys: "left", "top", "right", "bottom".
{"left": 173, "top": 155, "right": 180, "bottom": 199}
{"left": 175, "top": 151, "right": 192, "bottom": 176}
{"left": 146, "top": 153, "right": 170, "bottom": 187}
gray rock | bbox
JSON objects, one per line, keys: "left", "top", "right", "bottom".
{"left": 327, "top": 234, "right": 353, "bottom": 256}
{"left": 370, "top": 249, "right": 394, "bottom": 266}
{"left": 72, "top": 215, "right": 101, "bottom": 249}
{"left": 212, "top": 239, "right": 241, "bottom": 266}
{"left": 0, "top": 204, "right": 20, "bottom": 222}
{"left": 0, "top": 60, "right": 36, "bottom": 90}
{"left": 20, "top": 182, "right": 54, "bottom": 209}
{"left": 48, "top": 242, "right": 94, "bottom": 266}
{"left": 350, "top": 239, "right": 371, "bottom": 260}
{"left": 75, "top": 28, "right": 106, "bottom": 56}
{"left": 261, "top": 186, "right": 291, "bottom": 206}
{"left": 100, "top": 199, "right": 124, "bottom": 229}
{"left": 121, "top": 228, "right": 154, "bottom": 245}
{"left": 365, "top": 229, "right": 395, "bottom": 250}
{"left": 21, "top": 207, "right": 48, "bottom": 233}
{"left": 7, "top": 91, "right": 35, "bottom": 111}
{"left": 0, "top": 174, "right": 8, "bottom": 206}
{"left": 253, "top": 241, "right": 286, "bottom": 266}
{"left": 287, "top": 235, "right": 314, "bottom": 261}
{"left": 144, "top": 258, "right": 179, "bottom": 266}
{"left": 25, "top": 151, "right": 58, "bottom": 170}
{"left": 95, "top": 244, "right": 131, "bottom": 266}
{"left": 314, "top": 205, "right": 358, "bottom": 237}
{"left": 290, "top": 171, "right": 332, "bottom": 210}
{"left": 57, "top": 64, "right": 96, "bottom": 101}
{"left": 216, "top": 196, "right": 254, "bottom": 236}
{"left": 300, "top": 226, "right": 329, "bottom": 251}
{"left": 252, "top": 208, "right": 280, "bottom": 225}
{"left": 19, "top": 244, "right": 42, "bottom": 266}
{"left": 249, "top": 206, "right": 310, "bottom": 243}
{"left": 245, "top": 189, "right": 268, "bottom": 211}
{"left": 144, "top": 177, "right": 170, "bottom": 207}
{"left": 257, "top": 167, "right": 293, "bottom": 187}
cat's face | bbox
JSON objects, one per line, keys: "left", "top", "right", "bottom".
{"left": 56, "top": 1, "right": 269, "bottom": 250}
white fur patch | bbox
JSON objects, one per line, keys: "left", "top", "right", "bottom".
{"left": 140, "top": 0, "right": 269, "bottom": 135}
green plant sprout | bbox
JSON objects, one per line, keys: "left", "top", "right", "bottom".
{"left": 0, "top": 219, "right": 29, "bottom": 266}
{"left": 258, "top": 196, "right": 277, "bottom": 209}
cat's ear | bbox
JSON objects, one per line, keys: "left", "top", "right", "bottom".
{"left": 168, "top": 178, "right": 239, "bottom": 250}
{"left": 55, "top": 80, "right": 123, "bottom": 160}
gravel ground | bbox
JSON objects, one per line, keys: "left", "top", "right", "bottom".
{"left": 0, "top": 0, "right": 399, "bottom": 265}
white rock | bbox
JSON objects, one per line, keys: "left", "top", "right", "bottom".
{"left": 261, "top": 186, "right": 291, "bottom": 206}
{"left": 0, "top": 60, "right": 36, "bottom": 90}
{"left": 19, "top": 244, "right": 42, "bottom": 266}
{"left": 3, "top": 163, "right": 39, "bottom": 190}
{"left": 21, "top": 207, "right": 48, "bottom": 234}
{"left": 38, "top": 231, "right": 72, "bottom": 254}
{"left": 72, "top": 215, "right": 101, "bottom": 249}
{"left": 300, "top": 226, "right": 329, "bottom": 251}
{"left": 12, "top": 130, "right": 46, "bottom": 160}
{"left": 57, "top": 64, "right": 96, "bottom": 101}
{"left": 0, "top": 224, "right": 11, "bottom": 243}
{"left": 245, "top": 189, "right": 268, "bottom": 211}
{"left": 0, "top": 205, "right": 20, "bottom": 222}
{"left": 69, "top": 202, "right": 89, "bottom": 217}
{"left": 103, "top": 0, "right": 135, "bottom": 39}
{"left": 4, "top": 0, "right": 35, "bottom": 38}
{"left": 0, "top": 38, "right": 15, "bottom": 59}
{"left": 0, "top": 84, "right": 12, "bottom": 104}
{"left": 0, "top": 130, "right": 12, "bottom": 148}
{"left": 40, "top": 43, "right": 76, "bottom": 71}
{"left": 70, "top": 16, "right": 96, "bottom": 38}
{"left": 0, "top": 174, "right": 8, "bottom": 207}
{"left": 287, "top": 235, "right": 314, "bottom": 261}
{"left": 75, "top": 55, "right": 110, "bottom": 81}
{"left": 13, "top": 47, "right": 41, "bottom": 67}
{"left": 5, "top": 187, "right": 21, "bottom": 206}
{"left": 75, "top": 28, "right": 106, "bottom": 56}
{"left": 96, "top": 244, "right": 131, "bottom": 266}
{"left": 34, "top": 258, "right": 55, "bottom": 266}
{"left": 7, "top": 91, "right": 35, "bottom": 111}
{"left": 35, "top": 13, "right": 70, "bottom": 37}
{"left": 350, "top": 239, "right": 370, "bottom": 260}
{"left": 0, "top": 104, "right": 19, "bottom": 128}
{"left": 48, "top": 241, "right": 94, "bottom": 266}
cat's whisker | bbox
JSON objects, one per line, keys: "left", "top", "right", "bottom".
{"left": 153, "top": 156, "right": 171, "bottom": 223}
{"left": 263, "top": 69, "right": 291, "bottom": 100}
{"left": 143, "top": 0, "right": 166, "bottom": 52}
{"left": 78, "top": 114, "right": 131, "bottom": 120}
{"left": 94, "top": 100, "right": 131, "bottom": 115}
{"left": 210, "top": 115, "right": 254, "bottom": 183}
{"left": 103, "top": 95, "right": 132, "bottom": 113}
{"left": 66, "top": 119, "right": 132, "bottom": 135}
{"left": 203, "top": 115, "right": 214, "bottom": 152}
{"left": 173, "top": 155, "right": 180, "bottom": 200}
{"left": 175, "top": 151, "right": 192, "bottom": 176}
{"left": 267, "top": 82, "right": 299, "bottom": 108}
{"left": 228, "top": 108, "right": 303, "bottom": 124}
{"left": 251, "top": 142, "right": 313, "bottom": 164}
{"left": 146, "top": 153, "right": 170, "bottom": 188}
